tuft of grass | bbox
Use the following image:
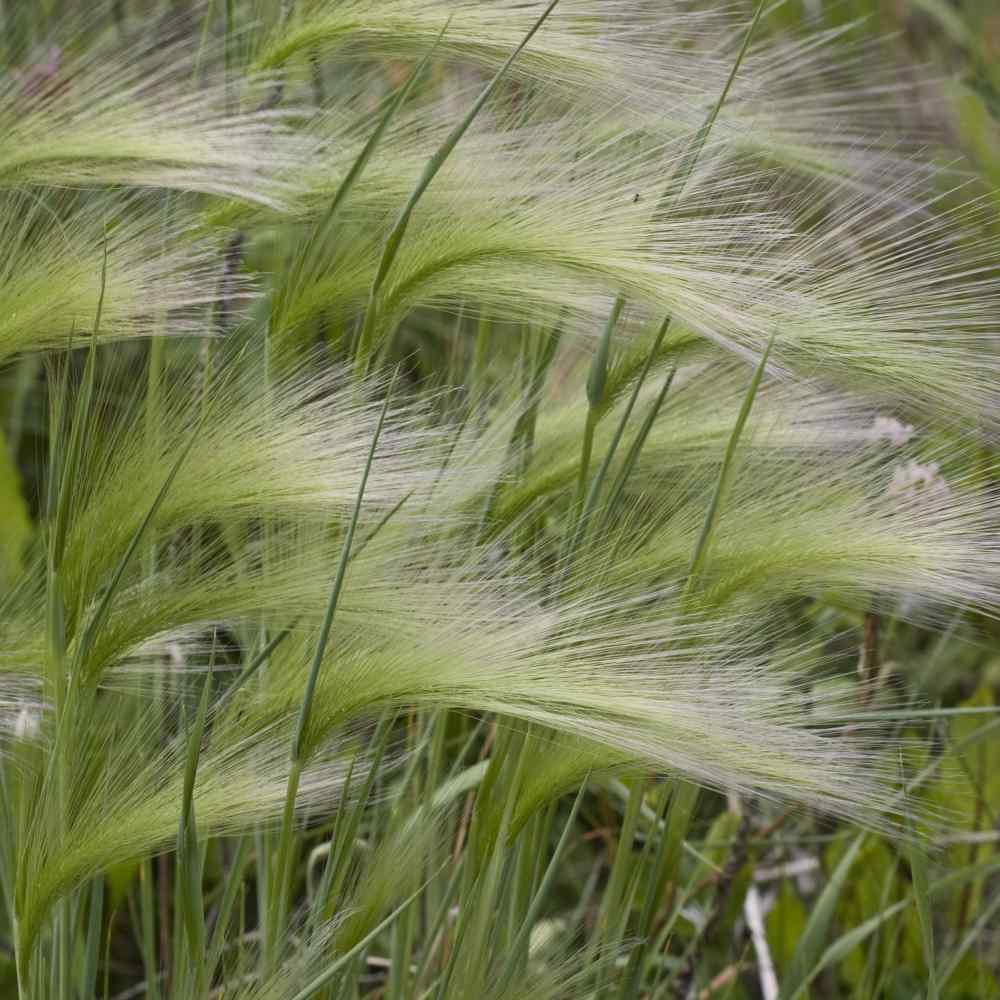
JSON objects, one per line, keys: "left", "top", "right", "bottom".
{"left": 0, "top": 2, "right": 998, "bottom": 998}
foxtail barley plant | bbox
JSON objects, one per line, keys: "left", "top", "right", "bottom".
{"left": 0, "top": 0, "right": 998, "bottom": 996}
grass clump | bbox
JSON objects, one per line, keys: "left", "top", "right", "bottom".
{"left": 0, "top": 1, "right": 999, "bottom": 998}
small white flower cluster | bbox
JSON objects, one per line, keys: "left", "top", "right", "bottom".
{"left": 869, "top": 416, "right": 914, "bottom": 448}
{"left": 887, "top": 460, "right": 951, "bottom": 506}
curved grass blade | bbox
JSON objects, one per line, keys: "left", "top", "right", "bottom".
{"left": 274, "top": 25, "right": 447, "bottom": 335}
{"left": 354, "top": 0, "right": 561, "bottom": 374}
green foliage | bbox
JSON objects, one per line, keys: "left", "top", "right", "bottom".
{"left": 0, "top": 1, "right": 998, "bottom": 998}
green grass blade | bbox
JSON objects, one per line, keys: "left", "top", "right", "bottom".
{"left": 495, "top": 777, "right": 587, "bottom": 995}
{"left": 658, "top": 0, "right": 767, "bottom": 212}
{"left": 205, "top": 835, "right": 251, "bottom": 978}
{"left": 684, "top": 333, "right": 773, "bottom": 595}
{"left": 175, "top": 656, "right": 214, "bottom": 994}
{"left": 619, "top": 785, "right": 676, "bottom": 998}
{"left": 289, "top": 882, "right": 431, "bottom": 1000}
{"left": 292, "top": 369, "right": 397, "bottom": 762}
{"left": 938, "top": 889, "right": 1000, "bottom": 989}
{"left": 269, "top": 373, "right": 398, "bottom": 960}
{"left": 794, "top": 898, "right": 911, "bottom": 1000}
{"left": 586, "top": 294, "right": 625, "bottom": 413}
{"left": 574, "top": 294, "right": 625, "bottom": 506}
{"left": 216, "top": 621, "right": 298, "bottom": 714}
{"left": 354, "top": 0, "right": 561, "bottom": 374}
{"left": 81, "top": 878, "right": 103, "bottom": 1000}
{"left": 907, "top": 815, "right": 938, "bottom": 1000}
{"left": 274, "top": 27, "right": 445, "bottom": 333}
{"left": 349, "top": 487, "right": 414, "bottom": 562}
{"left": 781, "top": 832, "right": 867, "bottom": 1000}
{"left": 73, "top": 412, "right": 205, "bottom": 680}
{"left": 564, "top": 316, "right": 667, "bottom": 568}
{"left": 51, "top": 242, "right": 107, "bottom": 570}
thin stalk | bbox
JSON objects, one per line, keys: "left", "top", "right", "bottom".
{"left": 495, "top": 778, "right": 588, "bottom": 995}
{"left": 147, "top": 195, "right": 173, "bottom": 993}
{"left": 175, "top": 657, "right": 215, "bottom": 997}
{"left": 293, "top": 371, "right": 396, "bottom": 762}
{"left": 138, "top": 862, "right": 160, "bottom": 1000}
{"left": 562, "top": 321, "right": 667, "bottom": 573}
{"left": 656, "top": 0, "right": 768, "bottom": 216}
{"left": 683, "top": 334, "right": 773, "bottom": 597}
{"left": 215, "top": 620, "right": 297, "bottom": 715}
{"left": 589, "top": 780, "right": 645, "bottom": 988}
{"left": 44, "top": 244, "right": 105, "bottom": 1000}
{"left": 349, "top": 487, "right": 414, "bottom": 562}
{"left": 575, "top": 293, "right": 625, "bottom": 506}
{"left": 601, "top": 362, "right": 675, "bottom": 528}
{"left": 269, "top": 372, "right": 397, "bottom": 962}
{"left": 289, "top": 883, "right": 431, "bottom": 1000}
